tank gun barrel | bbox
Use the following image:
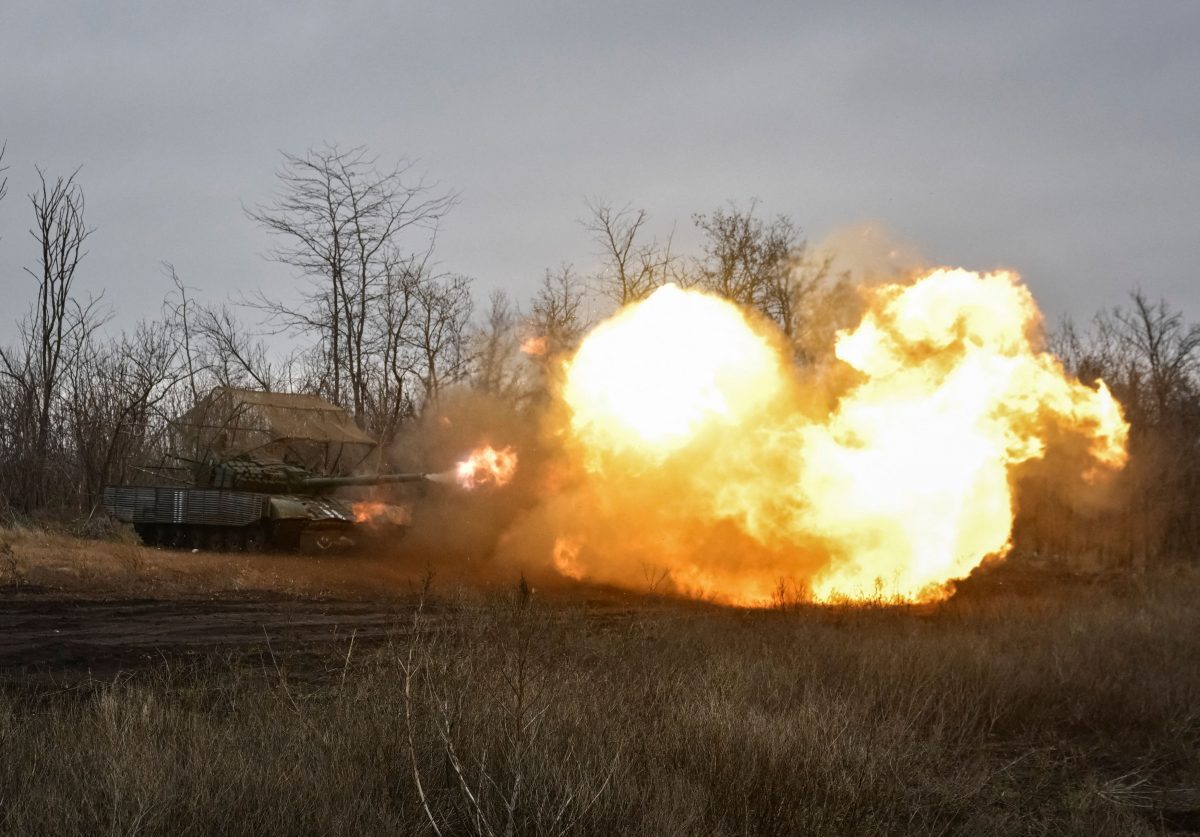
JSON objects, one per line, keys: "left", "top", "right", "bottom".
{"left": 298, "top": 472, "right": 430, "bottom": 490}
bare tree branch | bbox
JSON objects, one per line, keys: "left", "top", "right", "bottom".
{"left": 0, "top": 166, "right": 100, "bottom": 509}
{"left": 583, "top": 200, "right": 674, "bottom": 306}
{"left": 245, "top": 143, "right": 459, "bottom": 429}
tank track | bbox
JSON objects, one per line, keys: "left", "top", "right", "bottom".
{"left": 133, "top": 522, "right": 269, "bottom": 552}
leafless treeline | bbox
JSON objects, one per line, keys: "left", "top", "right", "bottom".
{"left": 1022, "top": 294, "right": 1200, "bottom": 566}
{"left": 0, "top": 149, "right": 179, "bottom": 516}
{"left": 1, "top": 141, "right": 1198, "bottom": 567}
{"left": 0, "top": 143, "right": 839, "bottom": 520}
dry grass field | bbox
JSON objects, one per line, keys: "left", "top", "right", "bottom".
{"left": 1, "top": 526, "right": 1198, "bottom": 836}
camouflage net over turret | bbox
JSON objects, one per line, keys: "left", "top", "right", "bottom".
{"left": 172, "top": 386, "right": 380, "bottom": 476}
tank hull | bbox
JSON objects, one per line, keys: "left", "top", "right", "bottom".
{"left": 102, "top": 486, "right": 406, "bottom": 552}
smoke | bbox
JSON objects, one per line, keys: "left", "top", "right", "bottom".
{"left": 815, "top": 221, "right": 924, "bottom": 284}
{"left": 376, "top": 388, "right": 557, "bottom": 585}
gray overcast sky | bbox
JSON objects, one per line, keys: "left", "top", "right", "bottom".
{"left": 2, "top": 0, "right": 1198, "bottom": 339}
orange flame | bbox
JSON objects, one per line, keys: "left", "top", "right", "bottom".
{"left": 455, "top": 445, "right": 519, "bottom": 489}
{"left": 520, "top": 335, "right": 548, "bottom": 356}
{"left": 351, "top": 501, "right": 411, "bottom": 526}
{"left": 543, "top": 272, "right": 1129, "bottom": 605}
{"left": 552, "top": 536, "right": 585, "bottom": 580}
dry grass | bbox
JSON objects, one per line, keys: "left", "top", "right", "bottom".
{"left": 0, "top": 524, "right": 423, "bottom": 599}
{"left": 1, "top": 558, "right": 1199, "bottom": 835}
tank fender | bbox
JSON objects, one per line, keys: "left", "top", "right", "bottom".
{"left": 267, "top": 495, "right": 356, "bottom": 523}
{"left": 268, "top": 496, "right": 313, "bottom": 520}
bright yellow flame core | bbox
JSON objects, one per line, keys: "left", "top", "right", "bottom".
{"left": 564, "top": 284, "right": 785, "bottom": 459}
{"left": 558, "top": 271, "right": 1129, "bottom": 604}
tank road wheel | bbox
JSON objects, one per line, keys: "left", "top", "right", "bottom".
{"left": 188, "top": 526, "right": 205, "bottom": 551}
{"left": 244, "top": 524, "right": 266, "bottom": 553}
{"left": 133, "top": 523, "right": 157, "bottom": 546}
{"left": 228, "top": 527, "right": 247, "bottom": 553}
{"left": 205, "top": 528, "right": 227, "bottom": 552}
{"left": 271, "top": 522, "right": 303, "bottom": 552}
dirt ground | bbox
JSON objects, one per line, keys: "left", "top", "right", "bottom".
{"left": 0, "top": 590, "right": 421, "bottom": 683}
{"left": 0, "top": 526, "right": 639, "bottom": 685}
{"left": 0, "top": 526, "right": 448, "bottom": 684}
{"left": 0, "top": 524, "right": 1119, "bottom": 687}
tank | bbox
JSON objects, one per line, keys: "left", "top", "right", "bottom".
{"left": 103, "top": 456, "right": 430, "bottom": 552}
{"left": 103, "top": 386, "right": 436, "bottom": 553}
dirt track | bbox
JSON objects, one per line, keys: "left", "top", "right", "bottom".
{"left": 0, "top": 587, "right": 421, "bottom": 684}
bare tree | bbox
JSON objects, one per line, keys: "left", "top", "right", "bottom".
{"left": 529, "top": 265, "right": 586, "bottom": 359}
{"left": 693, "top": 201, "right": 799, "bottom": 316}
{"left": 691, "top": 201, "right": 851, "bottom": 359}
{"left": 584, "top": 200, "right": 675, "bottom": 306}
{"left": 404, "top": 274, "right": 474, "bottom": 410}
{"left": 787, "top": 262, "right": 857, "bottom": 366}
{"left": 66, "top": 322, "right": 183, "bottom": 509}
{"left": 1106, "top": 290, "right": 1200, "bottom": 422}
{"left": 765, "top": 250, "right": 836, "bottom": 348}
{"left": 1050, "top": 314, "right": 1123, "bottom": 390}
{"left": 472, "top": 290, "right": 527, "bottom": 402}
{"left": 0, "top": 142, "right": 8, "bottom": 236}
{"left": 163, "top": 262, "right": 295, "bottom": 399}
{"left": 246, "top": 144, "right": 457, "bottom": 422}
{"left": 366, "top": 254, "right": 421, "bottom": 437}
{"left": 162, "top": 262, "right": 202, "bottom": 402}
{"left": 193, "top": 303, "right": 282, "bottom": 392}
{"left": 1039, "top": 292, "right": 1200, "bottom": 567}
{"left": 0, "top": 167, "right": 102, "bottom": 509}
{"left": 26, "top": 168, "right": 98, "bottom": 457}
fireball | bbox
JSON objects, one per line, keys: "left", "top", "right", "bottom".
{"left": 548, "top": 273, "right": 1128, "bottom": 604}
{"left": 564, "top": 284, "right": 786, "bottom": 460}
